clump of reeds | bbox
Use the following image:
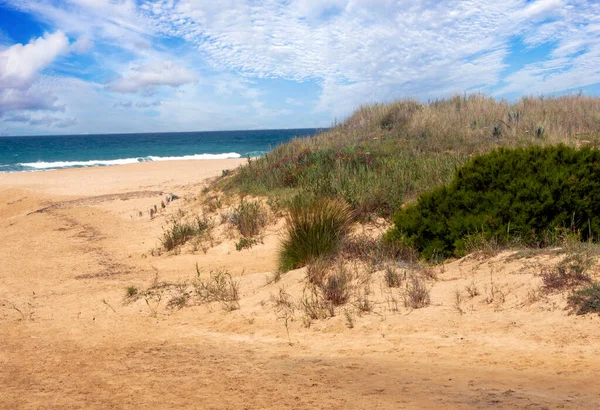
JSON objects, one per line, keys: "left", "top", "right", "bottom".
{"left": 279, "top": 197, "right": 353, "bottom": 272}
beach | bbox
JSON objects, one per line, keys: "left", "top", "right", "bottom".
{"left": 1, "top": 159, "right": 600, "bottom": 409}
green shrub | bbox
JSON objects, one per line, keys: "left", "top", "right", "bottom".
{"left": 279, "top": 197, "right": 353, "bottom": 272}
{"left": 567, "top": 283, "right": 600, "bottom": 315}
{"left": 388, "top": 145, "right": 600, "bottom": 260}
{"left": 235, "top": 237, "right": 258, "bottom": 251}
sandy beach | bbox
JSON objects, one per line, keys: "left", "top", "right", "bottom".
{"left": 1, "top": 160, "right": 600, "bottom": 409}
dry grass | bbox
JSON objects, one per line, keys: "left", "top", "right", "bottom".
{"left": 221, "top": 94, "right": 600, "bottom": 220}
{"left": 542, "top": 250, "right": 595, "bottom": 292}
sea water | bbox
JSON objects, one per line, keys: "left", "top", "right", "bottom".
{"left": 0, "top": 128, "right": 322, "bottom": 173}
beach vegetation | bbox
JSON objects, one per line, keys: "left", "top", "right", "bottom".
{"left": 279, "top": 196, "right": 353, "bottom": 272}
{"left": 160, "top": 216, "right": 212, "bottom": 251}
{"left": 230, "top": 198, "right": 268, "bottom": 238}
{"left": 567, "top": 283, "right": 600, "bottom": 315}
{"left": 388, "top": 145, "right": 600, "bottom": 260}
{"left": 220, "top": 94, "right": 600, "bottom": 221}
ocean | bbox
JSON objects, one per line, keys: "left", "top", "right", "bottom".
{"left": 0, "top": 128, "right": 322, "bottom": 173}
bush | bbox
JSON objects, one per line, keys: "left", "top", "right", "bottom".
{"left": 279, "top": 197, "right": 353, "bottom": 272}
{"left": 388, "top": 145, "right": 600, "bottom": 260}
{"left": 567, "top": 283, "right": 600, "bottom": 315}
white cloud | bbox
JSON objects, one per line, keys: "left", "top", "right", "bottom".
{"left": 108, "top": 61, "right": 197, "bottom": 93}
{"left": 0, "top": 31, "right": 69, "bottom": 90}
{"left": 3, "top": 112, "right": 77, "bottom": 128}
{"left": 3, "top": 0, "right": 600, "bottom": 134}
{"left": 0, "top": 88, "right": 64, "bottom": 113}
{"left": 70, "top": 37, "right": 93, "bottom": 53}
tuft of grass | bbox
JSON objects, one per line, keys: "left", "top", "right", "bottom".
{"left": 125, "top": 286, "right": 139, "bottom": 297}
{"left": 321, "top": 266, "right": 351, "bottom": 306}
{"left": 404, "top": 274, "right": 430, "bottom": 309}
{"left": 567, "top": 283, "right": 600, "bottom": 315}
{"left": 160, "top": 216, "right": 211, "bottom": 251}
{"left": 384, "top": 264, "right": 402, "bottom": 288}
{"left": 235, "top": 237, "right": 258, "bottom": 251}
{"left": 231, "top": 199, "right": 268, "bottom": 238}
{"left": 194, "top": 265, "right": 240, "bottom": 311}
{"left": 279, "top": 197, "right": 353, "bottom": 272}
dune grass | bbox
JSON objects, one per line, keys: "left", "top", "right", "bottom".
{"left": 219, "top": 94, "right": 600, "bottom": 219}
{"left": 160, "top": 216, "right": 211, "bottom": 251}
{"left": 279, "top": 197, "right": 353, "bottom": 272}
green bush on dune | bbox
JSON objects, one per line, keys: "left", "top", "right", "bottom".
{"left": 387, "top": 145, "right": 600, "bottom": 260}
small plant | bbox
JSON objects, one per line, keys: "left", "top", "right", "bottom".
{"left": 279, "top": 197, "right": 353, "bottom": 272}
{"left": 168, "top": 294, "right": 188, "bottom": 310}
{"left": 453, "top": 289, "right": 465, "bottom": 315}
{"left": 355, "top": 291, "right": 373, "bottom": 313}
{"left": 465, "top": 280, "right": 480, "bottom": 298}
{"left": 300, "top": 284, "right": 331, "bottom": 325}
{"left": 320, "top": 264, "right": 351, "bottom": 306}
{"left": 195, "top": 265, "right": 240, "bottom": 311}
{"left": 125, "top": 286, "right": 138, "bottom": 297}
{"left": 235, "top": 237, "right": 258, "bottom": 251}
{"left": 160, "top": 216, "right": 212, "bottom": 251}
{"left": 542, "top": 251, "right": 594, "bottom": 291}
{"left": 306, "top": 257, "right": 331, "bottom": 286}
{"left": 231, "top": 199, "right": 268, "bottom": 237}
{"left": 344, "top": 310, "right": 354, "bottom": 329}
{"left": 384, "top": 264, "right": 402, "bottom": 288}
{"left": 404, "top": 274, "right": 430, "bottom": 309}
{"left": 567, "top": 283, "right": 600, "bottom": 315}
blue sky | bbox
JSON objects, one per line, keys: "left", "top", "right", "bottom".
{"left": 0, "top": 0, "right": 599, "bottom": 136}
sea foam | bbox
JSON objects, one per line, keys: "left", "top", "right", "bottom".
{"left": 19, "top": 152, "right": 242, "bottom": 170}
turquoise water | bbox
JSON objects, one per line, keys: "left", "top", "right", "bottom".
{"left": 0, "top": 129, "right": 322, "bottom": 172}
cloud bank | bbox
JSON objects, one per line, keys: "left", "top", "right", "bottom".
{"left": 0, "top": 0, "right": 599, "bottom": 134}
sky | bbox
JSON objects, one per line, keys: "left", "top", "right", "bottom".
{"left": 0, "top": 0, "right": 599, "bottom": 136}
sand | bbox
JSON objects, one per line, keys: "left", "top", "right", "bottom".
{"left": 1, "top": 159, "right": 599, "bottom": 409}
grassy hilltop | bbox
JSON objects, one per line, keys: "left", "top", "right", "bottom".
{"left": 222, "top": 93, "right": 600, "bottom": 219}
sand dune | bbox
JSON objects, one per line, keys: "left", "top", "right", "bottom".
{"left": 1, "top": 160, "right": 599, "bottom": 409}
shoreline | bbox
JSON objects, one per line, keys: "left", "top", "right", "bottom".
{"left": 0, "top": 158, "right": 247, "bottom": 197}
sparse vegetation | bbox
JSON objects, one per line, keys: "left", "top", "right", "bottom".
{"left": 160, "top": 216, "right": 211, "bottom": 251}
{"left": 125, "top": 266, "right": 240, "bottom": 313}
{"left": 321, "top": 265, "right": 351, "bottom": 306}
{"left": 279, "top": 197, "right": 353, "bottom": 272}
{"left": 404, "top": 274, "right": 430, "bottom": 309}
{"left": 231, "top": 198, "right": 268, "bottom": 238}
{"left": 384, "top": 264, "right": 402, "bottom": 288}
{"left": 542, "top": 250, "right": 594, "bottom": 291}
{"left": 235, "top": 237, "right": 258, "bottom": 251}
{"left": 194, "top": 266, "right": 240, "bottom": 311}
{"left": 567, "top": 283, "right": 600, "bottom": 315}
